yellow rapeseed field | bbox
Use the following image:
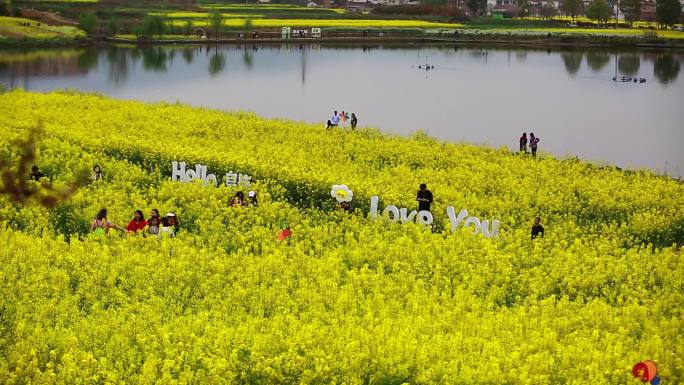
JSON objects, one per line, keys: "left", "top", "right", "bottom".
{"left": 0, "top": 90, "right": 682, "bottom": 384}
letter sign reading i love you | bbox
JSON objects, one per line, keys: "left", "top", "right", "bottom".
{"left": 369, "top": 195, "right": 501, "bottom": 238}
{"left": 172, "top": 161, "right": 252, "bottom": 188}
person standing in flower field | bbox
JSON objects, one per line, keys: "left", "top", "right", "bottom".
{"left": 530, "top": 133, "right": 540, "bottom": 157}
{"left": 331, "top": 111, "right": 339, "bottom": 127}
{"left": 91, "top": 165, "right": 103, "bottom": 181}
{"left": 519, "top": 132, "right": 528, "bottom": 153}
{"left": 416, "top": 183, "right": 433, "bottom": 213}
{"left": 277, "top": 223, "right": 292, "bottom": 242}
{"left": 351, "top": 113, "right": 358, "bottom": 130}
{"left": 161, "top": 212, "right": 180, "bottom": 237}
{"left": 531, "top": 217, "right": 545, "bottom": 239}
{"left": 339, "top": 200, "right": 352, "bottom": 212}
{"left": 231, "top": 191, "right": 248, "bottom": 207}
{"left": 91, "top": 208, "right": 125, "bottom": 236}
{"left": 248, "top": 191, "right": 258, "bottom": 207}
{"left": 147, "top": 209, "right": 162, "bottom": 235}
{"left": 126, "top": 210, "right": 147, "bottom": 234}
{"left": 29, "top": 165, "right": 45, "bottom": 181}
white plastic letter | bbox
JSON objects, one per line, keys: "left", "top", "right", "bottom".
{"left": 447, "top": 206, "right": 468, "bottom": 233}
{"left": 185, "top": 168, "right": 197, "bottom": 182}
{"left": 416, "top": 210, "right": 433, "bottom": 225}
{"left": 481, "top": 219, "right": 501, "bottom": 238}
{"left": 400, "top": 208, "right": 417, "bottom": 224}
{"left": 225, "top": 171, "right": 238, "bottom": 186}
{"left": 171, "top": 161, "right": 187, "bottom": 182}
{"left": 463, "top": 216, "right": 481, "bottom": 234}
{"left": 369, "top": 196, "right": 379, "bottom": 219}
{"left": 206, "top": 173, "right": 218, "bottom": 187}
{"left": 383, "top": 205, "right": 400, "bottom": 222}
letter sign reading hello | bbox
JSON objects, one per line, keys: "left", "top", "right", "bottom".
{"left": 172, "top": 161, "right": 251, "bottom": 188}
{"left": 369, "top": 196, "right": 500, "bottom": 238}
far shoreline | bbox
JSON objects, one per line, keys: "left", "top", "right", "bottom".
{"left": 2, "top": 33, "right": 684, "bottom": 50}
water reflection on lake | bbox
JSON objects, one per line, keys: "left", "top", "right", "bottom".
{"left": 1, "top": 44, "right": 682, "bottom": 177}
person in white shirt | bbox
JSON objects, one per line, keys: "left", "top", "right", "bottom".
{"left": 331, "top": 110, "right": 339, "bottom": 127}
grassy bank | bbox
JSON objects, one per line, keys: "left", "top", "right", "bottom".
{"left": 0, "top": 16, "right": 85, "bottom": 46}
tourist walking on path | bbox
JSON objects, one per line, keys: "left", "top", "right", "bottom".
{"left": 351, "top": 113, "right": 358, "bottom": 130}
{"left": 531, "top": 217, "right": 545, "bottom": 239}
{"left": 416, "top": 183, "right": 434, "bottom": 213}
{"left": 530, "top": 133, "right": 540, "bottom": 157}
{"left": 91, "top": 208, "right": 125, "bottom": 235}
{"left": 519, "top": 133, "right": 528, "bottom": 153}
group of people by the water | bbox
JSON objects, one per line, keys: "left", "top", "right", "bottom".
{"left": 326, "top": 110, "right": 358, "bottom": 130}
{"left": 519, "top": 132, "right": 540, "bottom": 157}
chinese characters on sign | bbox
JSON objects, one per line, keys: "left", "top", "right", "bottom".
{"left": 172, "top": 161, "right": 252, "bottom": 188}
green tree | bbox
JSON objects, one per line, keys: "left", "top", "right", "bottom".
{"left": 185, "top": 20, "right": 193, "bottom": 36}
{"left": 244, "top": 17, "right": 253, "bottom": 33}
{"left": 1, "top": 0, "right": 12, "bottom": 16}
{"left": 562, "top": 0, "right": 583, "bottom": 20}
{"left": 655, "top": 0, "right": 682, "bottom": 27}
{"left": 107, "top": 17, "right": 118, "bottom": 36}
{"left": 519, "top": 0, "right": 531, "bottom": 16}
{"left": 466, "top": 0, "right": 487, "bottom": 16}
{"left": 141, "top": 15, "right": 166, "bottom": 39}
{"left": 209, "top": 10, "right": 224, "bottom": 41}
{"left": 587, "top": 0, "right": 612, "bottom": 24}
{"left": 540, "top": 0, "right": 558, "bottom": 18}
{"left": 620, "top": 0, "right": 642, "bottom": 25}
{"left": 78, "top": 13, "right": 98, "bottom": 34}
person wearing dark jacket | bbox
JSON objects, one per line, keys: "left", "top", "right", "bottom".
{"left": 416, "top": 183, "right": 433, "bottom": 212}
{"left": 531, "top": 217, "right": 545, "bottom": 239}
{"left": 519, "top": 132, "right": 528, "bottom": 153}
{"left": 30, "top": 165, "right": 45, "bottom": 181}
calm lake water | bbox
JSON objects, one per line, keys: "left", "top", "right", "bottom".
{"left": 1, "top": 44, "right": 683, "bottom": 177}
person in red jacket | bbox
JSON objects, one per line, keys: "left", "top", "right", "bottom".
{"left": 277, "top": 223, "right": 292, "bottom": 242}
{"left": 127, "top": 210, "right": 147, "bottom": 233}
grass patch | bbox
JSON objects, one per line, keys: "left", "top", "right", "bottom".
{"left": 0, "top": 16, "right": 85, "bottom": 44}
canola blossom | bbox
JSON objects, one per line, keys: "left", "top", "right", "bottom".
{"left": 0, "top": 90, "right": 682, "bottom": 384}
